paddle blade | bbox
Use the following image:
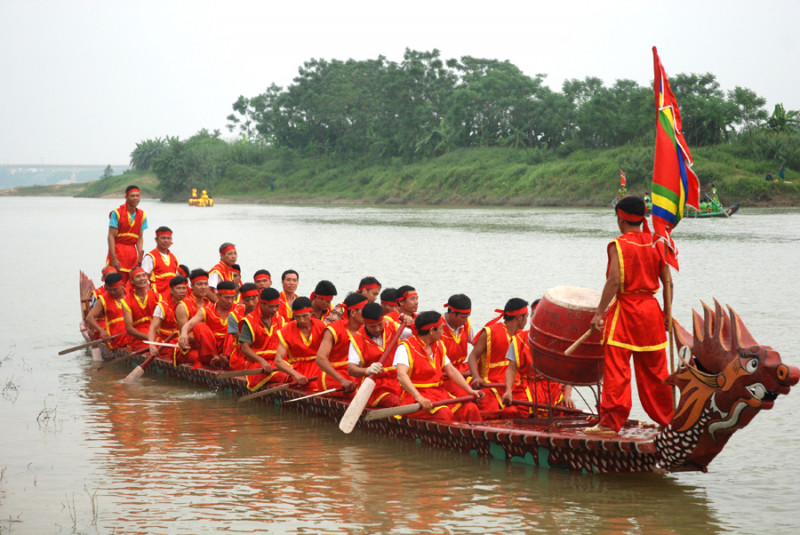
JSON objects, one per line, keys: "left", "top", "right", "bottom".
{"left": 122, "top": 365, "right": 145, "bottom": 383}
{"left": 91, "top": 346, "right": 103, "bottom": 361}
{"left": 338, "top": 378, "right": 377, "bottom": 433}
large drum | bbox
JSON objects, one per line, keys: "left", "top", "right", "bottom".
{"left": 529, "top": 285, "right": 604, "bottom": 386}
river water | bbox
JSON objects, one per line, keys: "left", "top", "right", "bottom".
{"left": 0, "top": 197, "right": 798, "bottom": 534}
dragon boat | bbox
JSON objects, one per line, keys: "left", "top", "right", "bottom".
{"left": 685, "top": 202, "right": 739, "bottom": 218}
{"left": 78, "top": 272, "right": 798, "bottom": 474}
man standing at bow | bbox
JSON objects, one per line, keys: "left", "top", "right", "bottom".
{"left": 585, "top": 195, "right": 673, "bottom": 436}
{"left": 107, "top": 185, "right": 148, "bottom": 284}
{"left": 207, "top": 243, "right": 238, "bottom": 303}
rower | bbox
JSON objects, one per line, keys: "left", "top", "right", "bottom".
{"left": 227, "top": 282, "right": 259, "bottom": 344}
{"left": 147, "top": 275, "right": 188, "bottom": 359}
{"left": 122, "top": 267, "right": 161, "bottom": 351}
{"left": 229, "top": 287, "right": 289, "bottom": 391}
{"left": 106, "top": 185, "right": 148, "bottom": 284}
{"left": 500, "top": 299, "right": 574, "bottom": 418}
{"left": 395, "top": 286, "right": 419, "bottom": 320}
{"left": 316, "top": 293, "right": 369, "bottom": 398}
{"left": 274, "top": 297, "right": 326, "bottom": 390}
{"left": 440, "top": 294, "right": 474, "bottom": 396}
{"left": 394, "top": 311, "right": 484, "bottom": 423}
{"left": 347, "top": 302, "right": 410, "bottom": 408}
{"left": 357, "top": 276, "right": 382, "bottom": 302}
{"left": 277, "top": 269, "right": 299, "bottom": 321}
{"left": 467, "top": 298, "right": 529, "bottom": 415}
{"left": 380, "top": 287, "right": 399, "bottom": 318}
{"left": 85, "top": 272, "right": 132, "bottom": 351}
{"left": 142, "top": 226, "right": 179, "bottom": 301}
{"left": 309, "top": 280, "right": 338, "bottom": 323}
{"left": 178, "top": 281, "right": 237, "bottom": 369}
{"left": 253, "top": 269, "right": 272, "bottom": 290}
{"left": 207, "top": 243, "right": 238, "bottom": 303}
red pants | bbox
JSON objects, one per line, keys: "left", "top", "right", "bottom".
{"left": 402, "top": 387, "right": 482, "bottom": 423}
{"left": 599, "top": 344, "right": 673, "bottom": 431}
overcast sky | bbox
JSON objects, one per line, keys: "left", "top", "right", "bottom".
{"left": 1, "top": 0, "right": 797, "bottom": 165}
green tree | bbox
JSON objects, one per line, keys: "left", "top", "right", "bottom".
{"left": 130, "top": 138, "right": 169, "bottom": 171}
{"left": 728, "top": 86, "right": 767, "bottom": 133}
{"left": 765, "top": 103, "right": 800, "bottom": 133}
{"left": 669, "top": 73, "right": 737, "bottom": 146}
{"left": 101, "top": 165, "right": 113, "bottom": 180}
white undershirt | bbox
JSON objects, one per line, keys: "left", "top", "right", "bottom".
{"left": 141, "top": 251, "right": 170, "bottom": 274}
{"left": 393, "top": 343, "right": 451, "bottom": 368}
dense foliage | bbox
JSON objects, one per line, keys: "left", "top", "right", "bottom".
{"left": 128, "top": 49, "right": 799, "bottom": 203}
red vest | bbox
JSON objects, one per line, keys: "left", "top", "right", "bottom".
{"left": 277, "top": 318, "right": 326, "bottom": 364}
{"left": 401, "top": 336, "right": 447, "bottom": 390}
{"left": 603, "top": 231, "right": 668, "bottom": 351}
{"left": 351, "top": 323, "right": 401, "bottom": 406}
{"left": 124, "top": 288, "right": 160, "bottom": 335}
{"left": 146, "top": 248, "right": 179, "bottom": 299}
{"left": 156, "top": 299, "right": 181, "bottom": 340}
{"left": 209, "top": 261, "right": 235, "bottom": 284}
{"left": 202, "top": 302, "right": 232, "bottom": 346}
{"left": 441, "top": 317, "right": 471, "bottom": 372}
{"left": 229, "top": 309, "right": 286, "bottom": 370}
{"left": 98, "top": 293, "right": 127, "bottom": 349}
{"left": 178, "top": 294, "right": 203, "bottom": 322}
{"left": 277, "top": 292, "right": 294, "bottom": 321}
{"left": 480, "top": 322, "right": 512, "bottom": 383}
{"left": 112, "top": 204, "right": 145, "bottom": 246}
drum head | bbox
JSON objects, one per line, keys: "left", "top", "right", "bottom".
{"left": 543, "top": 285, "right": 601, "bottom": 312}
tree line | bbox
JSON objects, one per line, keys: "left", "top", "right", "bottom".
{"left": 129, "top": 49, "right": 800, "bottom": 199}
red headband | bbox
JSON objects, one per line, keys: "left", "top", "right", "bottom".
{"left": 261, "top": 297, "right": 281, "bottom": 304}
{"left": 364, "top": 316, "right": 384, "bottom": 325}
{"left": 417, "top": 316, "right": 445, "bottom": 332}
{"left": 191, "top": 274, "right": 208, "bottom": 284}
{"left": 130, "top": 267, "right": 147, "bottom": 278}
{"left": 359, "top": 283, "right": 381, "bottom": 291}
{"left": 254, "top": 273, "right": 271, "bottom": 281}
{"left": 240, "top": 288, "right": 259, "bottom": 298}
{"left": 220, "top": 244, "right": 236, "bottom": 255}
{"left": 311, "top": 292, "right": 334, "bottom": 301}
{"left": 617, "top": 208, "right": 644, "bottom": 224}
{"left": 484, "top": 306, "right": 528, "bottom": 328}
{"left": 382, "top": 300, "right": 398, "bottom": 307}
{"left": 398, "top": 290, "right": 417, "bottom": 302}
{"left": 217, "top": 288, "right": 237, "bottom": 296}
{"left": 444, "top": 303, "right": 471, "bottom": 314}
{"left": 102, "top": 266, "right": 117, "bottom": 277}
{"left": 126, "top": 187, "right": 140, "bottom": 195}
{"left": 106, "top": 279, "right": 124, "bottom": 289}
{"left": 156, "top": 229, "right": 172, "bottom": 236}
{"left": 343, "top": 300, "right": 367, "bottom": 312}
{"left": 292, "top": 306, "right": 313, "bottom": 315}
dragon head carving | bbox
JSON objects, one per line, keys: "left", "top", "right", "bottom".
{"left": 655, "top": 300, "right": 799, "bottom": 472}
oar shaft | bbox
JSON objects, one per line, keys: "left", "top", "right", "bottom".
{"left": 510, "top": 399, "right": 589, "bottom": 415}
{"left": 364, "top": 395, "right": 476, "bottom": 422}
{"left": 59, "top": 332, "right": 124, "bottom": 355}
{"left": 285, "top": 387, "right": 341, "bottom": 403}
{"left": 238, "top": 376, "right": 319, "bottom": 403}
{"left": 217, "top": 368, "right": 270, "bottom": 379}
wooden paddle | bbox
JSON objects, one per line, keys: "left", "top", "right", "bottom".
{"left": 217, "top": 368, "right": 270, "bottom": 379}
{"left": 564, "top": 328, "right": 593, "bottom": 356}
{"left": 705, "top": 193, "right": 729, "bottom": 218}
{"left": 238, "top": 375, "right": 319, "bottom": 403}
{"left": 59, "top": 333, "right": 124, "bottom": 355}
{"left": 121, "top": 334, "right": 177, "bottom": 383}
{"left": 363, "top": 395, "right": 476, "bottom": 422}
{"left": 284, "top": 387, "right": 342, "bottom": 403}
{"left": 338, "top": 323, "right": 407, "bottom": 433}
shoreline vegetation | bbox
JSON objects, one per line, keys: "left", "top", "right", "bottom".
{"left": 4, "top": 144, "right": 798, "bottom": 207}
{"left": 5, "top": 49, "right": 800, "bottom": 206}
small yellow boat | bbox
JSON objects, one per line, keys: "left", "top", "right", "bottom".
{"left": 188, "top": 188, "right": 214, "bottom": 207}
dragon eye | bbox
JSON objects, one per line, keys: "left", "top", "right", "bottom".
{"left": 746, "top": 383, "right": 766, "bottom": 400}
{"left": 744, "top": 358, "right": 759, "bottom": 373}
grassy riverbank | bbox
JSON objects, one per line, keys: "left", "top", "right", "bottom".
{"left": 4, "top": 145, "right": 799, "bottom": 207}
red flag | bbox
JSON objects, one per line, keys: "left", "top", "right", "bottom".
{"left": 650, "top": 47, "right": 700, "bottom": 271}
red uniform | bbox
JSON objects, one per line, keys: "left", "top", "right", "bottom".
{"left": 277, "top": 292, "right": 294, "bottom": 321}
{"left": 173, "top": 295, "right": 205, "bottom": 366}
{"left": 318, "top": 319, "right": 360, "bottom": 398}
{"left": 349, "top": 322, "right": 401, "bottom": 408}
{"left": 107, "top": 203, "right": 146, "bottom": 282}
{"left": 598, "top": 231, "right": 673, "bottom": 431}
{"left": 277, "top": 318, "right": 326, "bottom": 390}
{"left": 146, "top": 249, "right": 179, "bottom": 300}
{"left": 397, "top": 336, "right": 481, "bottom": 422}
{"left": 97, "top": 293, "right": 132, "bottom": 350}
{"left": 229, "top": 309, "right": 288, "bottom": 390}
{"left": 474, "top": 322, "right": 512, "bottom": 412}
{"left": 209, "top": 261, "right": 235, "bottom": 285}
{"left": 441, "top": 317, "right": 472, "bottom": 396}
{"left": 503, "top": 330, "right": 566, "bottom": 418}
{"left": 123, "top": 288, "right": 161, "bottom": 351}
{"left": 190, "top": 302, "right": 234, "bottom": 366}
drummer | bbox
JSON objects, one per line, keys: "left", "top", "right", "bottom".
{"left": 585, "top": 195, "right": 673, "bottom": 437}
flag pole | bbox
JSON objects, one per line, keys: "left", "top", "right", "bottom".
{"left": 663, "top": 238, "right": 676, "bottom": 410}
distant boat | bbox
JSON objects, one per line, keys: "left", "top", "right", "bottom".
{"left": 686, "top": 202, "right": 739, "bottom": 218}
{"left": 189, "top": 188, "right": 214, "bottom": 207}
